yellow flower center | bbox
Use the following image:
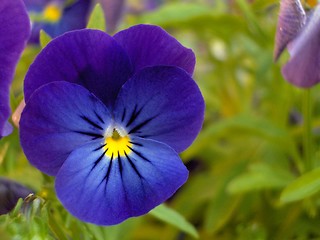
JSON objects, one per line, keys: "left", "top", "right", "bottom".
{"left": 43, "top": 4, "right": 62, "bottom": 22}
{"left": 104, "top": 130, "right": 132, "bottom": 158}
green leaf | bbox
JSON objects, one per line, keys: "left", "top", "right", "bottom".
{"left": 280, "top": 168, "right": 320, "bottom": 203}
{"left": 149, "top": 204, "right": 199, "bottom": 239}
{"left": 40, "top": 30, "right": 52, "bottom": 49}
{"left": 139, "top": 3, "right": 210, "bottom": 26}
{"left": 87, "top": 4, "right": 106, "bottom": 31}
{"left": 182, "top": 114, "right": 299, "bottom": 162}
{"left": 228, "top": 163, "right": 294, "bottom": 194}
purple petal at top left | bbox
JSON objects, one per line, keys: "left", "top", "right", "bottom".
{"left": 0, "top": 0, "right": 30, "bottom": 138}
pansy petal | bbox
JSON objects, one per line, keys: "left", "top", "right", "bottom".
{"left": 114, "top": 66, "right": 204, "bottom": 153}
{"left": 0, "top": 178, "right": 33, "bottom": 215}
{"left": 55, "top": 137, "right": 188, "bottom": 225}
{"left": 0, "top": 0, "right": 30, "bottom": 138}
{"left": 20, "top": 82, "right": 112, "bottom": 176}
{"left": 113, "top": 24, "right": 195, "bottom": 75}
{"left": 98, "top": 0, "right": 125, "bottom": 33}
{"left": 274, "top": 0, "right": 306, "bottom": 60}
{"left": 24, "top": 29, "right": 132, "bottom": 108}
{"left": 282, "top": 5, "right": 320, "bottom": 87}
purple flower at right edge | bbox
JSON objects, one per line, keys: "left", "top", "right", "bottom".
{"left": 275, "top": 0, "right": 320, "bottom": 87}
{"left": 20, "top": 25, "right": 205, "bottom": 225}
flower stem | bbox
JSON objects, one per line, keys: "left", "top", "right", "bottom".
{"left": 303, "top": 89, "right": 313, "bottom": 172}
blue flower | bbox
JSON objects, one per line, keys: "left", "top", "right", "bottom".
{"left": 275, "top": 0, "right": 320, "bottom": 87}
{"left": 24, "top": 0, "right": 91, "bottom": 44}
{"left": 0, "top": 0, "right": 30, "bottom": 138}
{"left": 20, "top": 25, "right": 205, "bottom": 225}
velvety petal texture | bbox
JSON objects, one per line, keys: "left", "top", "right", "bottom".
{"left": 24, "top": 30, "right": 132, "bottom": 107}
{"left": 20, "top": 82, "right": 112, "bottom": 175}
{"left": 55, "top": 137, "right": 188, "bottom": 225}
{"left": 0, "top": 0, "right": 30, "bottom": 138}
{"left": 20, "top": 26, "right": 203, "bottom": 225}
{"left": 274, "top": 0, "right": 306, "bottom": 60}
{"left": 114, "top": 66, "right": 205, "bottom": 153}
{"left": 114, "top": 25, "right": 196, "bottom": 75}
{"left": 282, "top": 5, "right": 320, "bottom": 87}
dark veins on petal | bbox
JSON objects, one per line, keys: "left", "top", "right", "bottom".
{"left": 89, "top": 141, "right": 152, "bottom": 190}
{"left": 122, "top": 104, "right": 158, "bottom": 136}
{"left": 74, "top": 114, "right": 105, "bottom": 140}
{"left": 124, "top": 151, "right": 143, "bottom": 178}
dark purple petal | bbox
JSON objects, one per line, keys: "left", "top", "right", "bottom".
{"left": 97, "top": 0, "right": 125, "bottom": 33}
{"left": 282, "top": 5, "right": 320, "bottom": 87}
{"left": 20, "top": 82, "right": 112, "bottom": 176}
{"left": 113, "top": 24, "right": 196, "bottom": 75}
{"left": 0, "top": 0, "right": 30, "bottom": 138}
{"left": 24, "top": 29, "right": 132, "bottom": 108}
{"left": 274, "top": 0, "right": 306, "bottom": 60}
{"left": 0, "top": 178, "right": 33, "bottom": 215}
{"left": 114, "top": 66, "right": 204, "bottom": 153}
{"left": 55, "top": 137, "right": 188, "bottom": 225}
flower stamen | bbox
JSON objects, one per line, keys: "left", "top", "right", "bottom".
{"left": 104, "top": 129, "right": 132, "bottom": 158}
{"left": 43, "top": 4, "right": 62, "bottom": 23}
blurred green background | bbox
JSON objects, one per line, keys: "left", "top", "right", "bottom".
{"left": 3, "top": 0, "right": 320, "bottom": 239}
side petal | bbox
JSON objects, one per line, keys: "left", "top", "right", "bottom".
{"left": 20, "top": 82, "right": 112, "bottom": 176}
{"left": 0, "top": 0, "right": 30, "bottom": 138}
{"left": 274, "top": 0, "right": 306, "bottom": 60}
{"left": 24, "top": 29, "right": 132, "bottom": 108}
{"left": 55, "top": 137, "right": 188, "bottom": 225}
{"left": 114, "top": 66, "right": 205, "bottom": 153}
{"left": 282, "top": 5, "right": 320, "bottom": 87}
{"left": 113, "top": 24, "right": 196, "bottom": 75}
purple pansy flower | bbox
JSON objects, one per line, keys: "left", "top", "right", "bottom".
{"left": 275, "top": 0, "right": 320, "bottom": 87}
{"left": 0, "top": 0, "right": 30, "bottom": 138}
{"left": 20, "top": 25, "right": 204, "bottom": 225}
{"left": 24, "top": 0, "right": 91, "bottom": 44}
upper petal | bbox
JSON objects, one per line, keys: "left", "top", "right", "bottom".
{"left": 113, "top": 24, "right": 196, "bottom": 75}
{"left": 55, "top": 137, "right": 188, "bottom": 225}
{"left": 114, "top": 66, "right": 205, "bottom": 153}
{"left": 20, "top": 81, "right": 112, "bottom": 176}
{"left": 282, "top": 5, "right": 320, "bottom": 87}
{"left": 0, "top": 0, "right": 30, "bottom": 138}
{"left": 274, "top": 0, "right": 306, "bottom": 60}
{"left": 24, "top": 29, "right": 133, "bottom": 108}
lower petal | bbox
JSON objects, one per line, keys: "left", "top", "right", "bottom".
{"left": 55, "top": 137, "right": 188, "bottom": 225}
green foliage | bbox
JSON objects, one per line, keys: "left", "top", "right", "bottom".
{"left": 39, "top": 30, "right": 52, "bottom": 49}
{"left": 87, "top": 4, "right": 106, "bottom": 31}
{"left": 4, "top": 0, "right": 320, "bottom": 239}
{"left": 280, "top": 168, "right": 320, "bottom": 203}
{"left": 149, "top": 204, "right": 199, "bottom": 238}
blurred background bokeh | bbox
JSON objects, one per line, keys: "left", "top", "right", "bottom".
{"left": 2, "top": 0, "right": 320, "bottom": 239}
